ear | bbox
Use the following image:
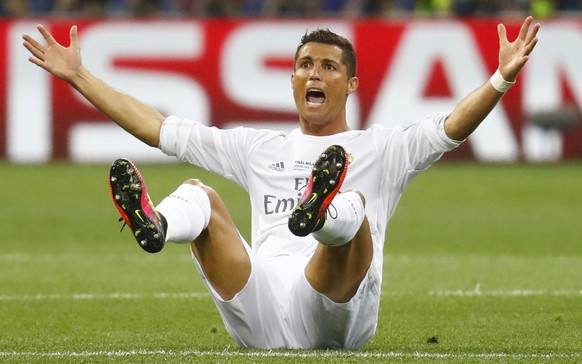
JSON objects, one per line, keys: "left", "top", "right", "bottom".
{"left": 291, "top": 73, "right": 295, "bottom": 88}
{"left": 347, "top": 77, "right": 359, "bottom": 95}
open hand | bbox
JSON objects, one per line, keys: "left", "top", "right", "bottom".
{"left": 497, "top": 16, "right": 540, "bottom": 82}
{"left": 22, "top": 24, "right": 82, "bottom": 82}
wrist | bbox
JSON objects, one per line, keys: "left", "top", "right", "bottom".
{"left": 489, "top": 69, "right": 515, "bottom": 93}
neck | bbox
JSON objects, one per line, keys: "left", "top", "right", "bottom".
{"left": 299, "top": 120, "right": 350, "bottom": 136}
{"left": 298, "top": 111, "right": 350, "bottom": 136}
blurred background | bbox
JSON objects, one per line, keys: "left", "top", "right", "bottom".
{"left": 1, "top": 0, "right": 581, "bottom": 164}
{"left": 0, "top": 0, "right": 579, "bottom": 19}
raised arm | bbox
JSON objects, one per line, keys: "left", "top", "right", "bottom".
{"left": 444, "top": 16, "right": 540, "bottom": 141}
{"left": 22, "top": 24, "right": 165, "bottom": 147}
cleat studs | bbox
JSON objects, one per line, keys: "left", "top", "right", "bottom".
{"left": 329, "top": 180, "right": 336, "bottom": 186}
{"left": 140, "top": 240, "right": 147, "bottom": 246}
{"left": 111, "top": 176, "right": 117, "bottom": 182}
{"left": 299, "top": 222, "right": 306, "bottom": 228}
{"left": 114, "top": 194, "right": 121, "bottom": 201}
{"left": 130, "top": 183, "right": 141, "bottom": 191}
{"left": 336, "top": 162, "right": 343, "bottom": 168}
{"left": 153, "top": 233, "right": 160, "bottom": 239}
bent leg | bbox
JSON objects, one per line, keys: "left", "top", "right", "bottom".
{"left": 305, "top": 217, "right": 373, "bottom": 303}
{"left": 199, "top": 245, "right": 298, "bottom": 349}
{"left": 159, "top": 179, "right": 251, "bottom": 301}
{"left": 289, "top": 260, "right": 380, "bottom": 349}
{"left": 188, "top": 179, "right": 251, "bottom": 300}
{"left": 305, "top": 191, "right": 373, "bottom": 303}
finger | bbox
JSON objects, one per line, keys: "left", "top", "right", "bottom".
{"left": 22, "top": 33, "right": 47, "bottom": 54}
{"left": 70, "top": 25, "right": 78, "bottom": 47}
{"left": 523, "top": 37, "right": 539, "bottom": 56}
{"left": 498, "top": 23, "right": 508, "bottom": 46}
{"left": 27, "top": 56, "right": 49, "bottom": 72}
{"left": 23, "top": 39, "right": 46, "bottom": 61}
{"left": 525, "top": 22, "right": 541, "bottom": 45}
{"left": 36, "top": 24, "right": 58, "bottom": 46}
{"left": 517, "top": 16, "right": 533, "bottom": 41}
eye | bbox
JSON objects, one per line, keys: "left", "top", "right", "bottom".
{"left": 323, "top": 63, "right": 336, "bottom": 71}
{"left": 300, "top": 61, "right": 311, "bottom": 69}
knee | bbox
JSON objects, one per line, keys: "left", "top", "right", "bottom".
{"left": 182, "top": 179, "right": 220, "bottom": 205}
{"left": 182, "top": 178, "right": 205, "bottom": 188}
{"left": 344, "top": 188, "right": 366, "bottom": 206}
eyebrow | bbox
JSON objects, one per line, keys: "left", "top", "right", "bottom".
{"left": 297, "top": 55, "right": 341, "bottom": 65}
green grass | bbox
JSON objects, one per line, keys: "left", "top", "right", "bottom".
{"left": 1, "top": 161, "right": 581, "bottom": 363}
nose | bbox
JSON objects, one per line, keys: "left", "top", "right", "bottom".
{"left": 309, "top": 66, "right": 321, "bottom": 81}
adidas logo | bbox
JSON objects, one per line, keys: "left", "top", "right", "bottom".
{"left": 268, "top": 161, "right": 285, "bottom": 172}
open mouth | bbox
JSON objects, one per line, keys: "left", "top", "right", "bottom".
{"left": 306, "top": 88, "right": 326, "bottom": 105}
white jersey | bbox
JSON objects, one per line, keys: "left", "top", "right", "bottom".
{"left": 159, "top": 113, "right": 461, "bottom": 286}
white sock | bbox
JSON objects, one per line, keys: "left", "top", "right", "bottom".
{"left": 155, "top": 184, "right": 211, "bottom": 243}
{"left": 311, "top": 191, "right": 365, "bottom": 247}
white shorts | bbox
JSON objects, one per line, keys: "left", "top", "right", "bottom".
{"left": 191, "top": 241, "right": 381, "bottom": 349}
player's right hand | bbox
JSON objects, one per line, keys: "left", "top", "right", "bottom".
{"left": 22, "top": 24, "right": 82, "bottom": 82}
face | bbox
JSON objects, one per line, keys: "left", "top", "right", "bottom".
{"left": 292, "top": 42, "right": 358, "bottom": 130}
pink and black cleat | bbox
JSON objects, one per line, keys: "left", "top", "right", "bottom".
{"left": 109, "top": 158, "right": 166, "bottom": 253}
{"left": 288, "top": 145, "right": 349, "bottom": 237}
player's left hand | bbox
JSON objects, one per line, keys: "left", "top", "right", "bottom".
{"left": 497, "top": 16, "right": 540, "bottom": 82}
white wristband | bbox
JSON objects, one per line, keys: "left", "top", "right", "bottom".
{"left": 489, "top": 69, "right": 515, "bottom": 93}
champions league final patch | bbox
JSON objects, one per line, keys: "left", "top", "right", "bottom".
{"left": 293, "top": 160, "right": 315, "bottom": 171}
{"left": 292, "top": 153, "right": 353, "bottom": 172}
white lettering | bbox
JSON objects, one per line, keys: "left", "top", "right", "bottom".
{"left": 367, "top": 23, "right": 518, "bottom": 161}
{"left": 70, "top": 122, "right": 175, "bottom": 162}
{"left": 7, "top": 20, "right": 582, "bottom": 163}
{"left": 523, "top": 23, "right": 582, "bottom": 161}
{"left": 71, "top": 22, "right": 209, "bottom": 162}
{"left": 222, "top": 22, "right": 360, "bottom": 129}
{"left": 8, "top": 22, "right": 52, "bottom": 162}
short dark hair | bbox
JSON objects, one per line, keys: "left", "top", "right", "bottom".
{"left": 294, "top": 28, "right": 357, "bottom": 78}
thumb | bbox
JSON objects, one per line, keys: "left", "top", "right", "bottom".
{"left": 70, "top": 25, "right": 78, "bottom": 47}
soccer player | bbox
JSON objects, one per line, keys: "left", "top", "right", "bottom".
{"left": 22, "top": 17, "right": 539, "bottom": 349}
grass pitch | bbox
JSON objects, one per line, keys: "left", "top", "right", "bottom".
{"left": 0, "top": 161, "right": 581, "bottom": 363}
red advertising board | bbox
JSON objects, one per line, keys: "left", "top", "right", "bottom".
{"left": 2, "top": 18, "right": 581, "bottom": 162}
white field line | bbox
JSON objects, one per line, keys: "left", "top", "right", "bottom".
{"left": 0, "top": 292, "right": 210, "bottom": 301}
{"left": 428, "top": 282, "right": 582, "bottom": 297}
{"left": 0, "top": 349, "right": 581, "bottom": 359}
{"left": 428, "top": 289, "right": 582, "bottom": 297}
{"left": 1, "top": 288, "right": 582, "bottom": 302}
